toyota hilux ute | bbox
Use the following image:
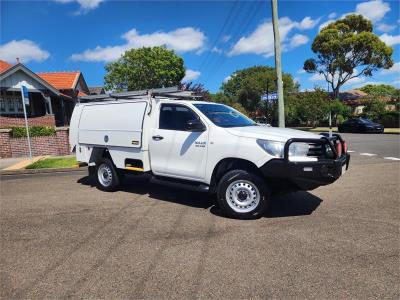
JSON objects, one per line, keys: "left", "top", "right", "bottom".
{"left": 70, "top": 87, "right": 350, "bottom": 219}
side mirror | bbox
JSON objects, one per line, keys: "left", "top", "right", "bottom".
{"left": 185, "top": 119, "right": 205, "bottom": 132}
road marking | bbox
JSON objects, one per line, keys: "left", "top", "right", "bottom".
{"left": 359, "top": 153, "right": 377, "bottom": 156}
{"left": 347, "top": 150, "right": 355, "bottom": 153}
{"left": 384, "top": 157, "right": 400, "bottom": 161}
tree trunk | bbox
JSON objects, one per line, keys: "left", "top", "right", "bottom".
{"left": 332, "top": 87, "right": 340, "bottom": 100}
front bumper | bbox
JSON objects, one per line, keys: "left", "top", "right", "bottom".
{"left": 259, "top": 135, "right": 350, "bottom": 191}
{"left": 365, "top": 126, "right": 384, "bottom": 133}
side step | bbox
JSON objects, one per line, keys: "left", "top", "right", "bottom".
{"left": 150, "top": 176, "right": 209, "bottom": 193}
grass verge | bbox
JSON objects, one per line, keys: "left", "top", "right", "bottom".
{"left": 26, "top": 156, "right": 77, "bottom": 169}
{"left": 383, "top": 128, "right": 400, "bottom": 134}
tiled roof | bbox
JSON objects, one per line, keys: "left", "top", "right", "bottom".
{"left": 37, "top": 71, "right": 80, "bottom": 89}
{"left": 77, "top": 91, "right": 87, "bottom": 97}
{"left": 88, "top": 86, "right": 105, "bottom": 95}
{"left": 0, "top": 60, "right": 12, "bottom": 73}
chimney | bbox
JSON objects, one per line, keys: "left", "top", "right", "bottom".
{"left": 16, "top": 58, "right": 20, "bottom": 63}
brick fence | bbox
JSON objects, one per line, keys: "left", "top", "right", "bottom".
{"left": 0, "top": 127, "right": 70, "bottom": 158}
{"left": 0, "top": 115, "right": 56, "bottom": 128}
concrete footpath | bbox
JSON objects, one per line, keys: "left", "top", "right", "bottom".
{"left": 1, "top": 156, "right": 48, "bottom": 171}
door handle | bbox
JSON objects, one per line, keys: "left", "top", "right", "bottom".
{"left": 152, "top": 135, "right": 164, "bottom": 141}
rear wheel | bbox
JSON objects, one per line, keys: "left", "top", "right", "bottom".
{"left": 217, "top": 169, "right": 270, "bottom": 219}
{"left": 95, "top": 158, "right": 120, "bottom": 192}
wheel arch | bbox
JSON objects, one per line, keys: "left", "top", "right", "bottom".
{"left": 209, "top": 157, "right": 263, "bottom": 193}
{"left": 89, "top": 146, "right": 112, "bottom": 164}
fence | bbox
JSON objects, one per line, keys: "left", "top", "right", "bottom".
{"left": 0, "top": 127, "right": 70, "bottom": 158}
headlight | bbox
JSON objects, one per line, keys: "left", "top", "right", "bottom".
{"left": 256, "top": 139, "right": 284, "bottom": 158}
{"left": 288, "top": 143, "right": 310, "bottom": 157}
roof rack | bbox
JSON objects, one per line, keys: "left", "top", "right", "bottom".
{"left": 78, "top": 86, "right": 202, "bottom": 103}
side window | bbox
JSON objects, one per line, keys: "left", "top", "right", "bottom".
{"left": 159, "top": 104, "right": 200, "bottom": 131}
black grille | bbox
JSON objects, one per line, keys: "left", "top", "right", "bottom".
{"left": 307, "top": 143, "right": 325, "bottom": 158}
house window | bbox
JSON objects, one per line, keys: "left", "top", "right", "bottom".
{"left": 17, "top": 98, "right": 23, "bottom": 112}
{"left": 7, "top": 98, "right": 15, "bottom": 112}
{"left": 0, "top": 93, "right": 23, "bottom": 114}
{"left": 0, "top": 97, "right": 5, "bottom": 112}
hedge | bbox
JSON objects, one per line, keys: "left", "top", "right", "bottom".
{"left": 378, "top": 112, "right": 400, "bottom": 128}
{"left": 360, "top": 111, "right": 400, "bottom": 128}
{"left": 11, "top": 126, "right": 56, "bottom": 138}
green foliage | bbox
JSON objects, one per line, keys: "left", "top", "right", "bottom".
{"left": 378, "top": 111, "right": 400, "bottom": 128}
{"left": 359, "top": 84, "right": 398, "bottom": 97}
{"left": 209, "top": 92, "right": 248, "bottom": 115}
{"left": 220, "top": 66, "right": 298, "bottom": 112}
{"left": 304, "top": 14, "right": 394, "bottom": 98}
{"left": 104, "top": 46, "right": 185, "bottom": 91}
{"left": 210, "top": 92, "right": 232, "bottom": 105}
{"left": 336, "top": 114, "right": 345, "bottom": 125}
{"left": 26, "top": 156, "right": 77, "bottom": 169}
{"left": 285, "top": 89, "right": 330, "bottom": 127}
{"left": 329, "top": 100, "right": 352, "bottom": 124}
{"left": 11, "top": 126, "right": 55, "bottom": 138}
{"left": 363, "top": 98, "right": 386, "bottom": 120}
{"left": 231, "top": 103, "right": 248, "bottom": 116}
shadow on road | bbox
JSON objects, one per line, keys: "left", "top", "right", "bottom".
{"left": 78, "top": 174, "right": 323, "bottom": 218}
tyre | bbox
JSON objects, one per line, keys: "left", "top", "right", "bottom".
{"left": 217, "top": 169, "right": 270, "bottom": 219}
{"left": 95, "top": 158, "right": 120, "bottom": 192}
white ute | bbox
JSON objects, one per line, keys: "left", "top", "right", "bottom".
{"left": 70, "top": 87, "right": 350, "bottom": 219}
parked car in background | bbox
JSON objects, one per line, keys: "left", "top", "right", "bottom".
{"left": 338, "top": 118, "right": 384, "bottom": 133}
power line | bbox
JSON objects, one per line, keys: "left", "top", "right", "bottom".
{"left": 197, "top": 0, "right": 240, "bottom": 76}
{"left": 203, "top": 0, "right": 265, "bottom": 86}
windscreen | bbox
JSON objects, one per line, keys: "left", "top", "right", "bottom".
{"left": 194, "top": 103, "right": 256, "bottom": 128}
{"left": 359, "top": 118, "right": 374, "bottom": 124}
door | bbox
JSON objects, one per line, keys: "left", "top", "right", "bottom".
{"left": 344, "top": 119, "right": 355, "bottom": 132}
{"left": 149, "top": 104, "right": 209, "bottom": 180}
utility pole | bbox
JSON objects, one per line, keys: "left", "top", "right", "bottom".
{"left": 328, "top": 82, "right": 332, "bottom": 137}
{"left": 271, "top": 0, "right": 285, "bottom": 127}
{"left": 265, "top": 78, "right": 269, "bottom": 120}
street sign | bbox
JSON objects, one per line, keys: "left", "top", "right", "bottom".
{"left": 261, "top": 92, "right": 278, "bottom": 101}
{"left": 20, "top": 85, "right": 32, "bottom": 159}
{"left": 21, "top": 85, "right": 30, "bottom": 105}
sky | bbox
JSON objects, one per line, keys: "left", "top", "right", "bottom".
{"left": 1, "top": 0, "right": 399, "bottom": 93}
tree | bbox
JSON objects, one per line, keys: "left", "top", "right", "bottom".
{"left": 329, "top": 100, "right": 351, "bottom": 124}
{"left": 210, "top": 92, "right": 248, "bottom": 115}
{"left": 104, "top": 46, "right": 185, "bottom": 91}
{"left": 210, "top": 92, "right": 232, "bottom": 105}
{"left": 304, "top": 14, "right": 393, "bottom": 99}
{"left": 359, "top": 84, "right": 397, "bottom": 97}
{"left": 221, "top": 66, "right": 298, "bottom": 113}
{"left": 363, "top": 98, "right": 386, "bottom": 120}
{"left": 285, "top": 89, "right": 329, "bottom": 127}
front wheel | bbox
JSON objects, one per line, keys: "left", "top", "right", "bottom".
{"left": 217, "top": 169, "right": 270, "bottom": 219}
{"left": 95, "top": 158, "right": 120, "bottom": 192}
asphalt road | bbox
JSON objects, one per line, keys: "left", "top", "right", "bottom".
{"left": 340, "top": 133, "right": 400, "bottom": 164}
{"left": 1, "top": 133, "right": 399, "bottom": 299}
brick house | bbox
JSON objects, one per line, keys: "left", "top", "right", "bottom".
{"left": 0, "top": 60, "right": 90, "bottom": 127}
{"left": 88, "top": 86, "right": 106, "bottom": 95}
{"left": 338, "top": 89, "right": 396, "bottom": 115}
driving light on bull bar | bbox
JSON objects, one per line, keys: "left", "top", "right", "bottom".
{"left": 288, "top": 143, "right": 310, "bottom": 157}
{"left": 256, "top": 139, "right": 284, "bottom": 158}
